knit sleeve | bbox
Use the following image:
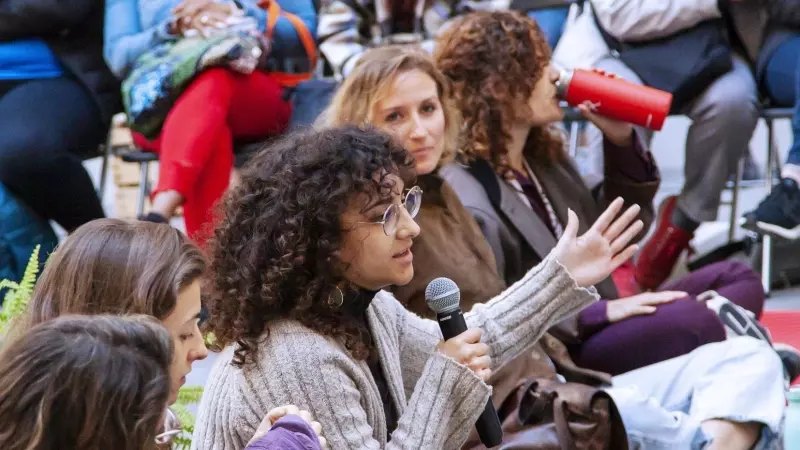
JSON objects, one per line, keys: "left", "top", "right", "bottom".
{"left": 395, "top": 257, "right": 598, "bottom": 380}
{"left": 191, "top": 350, "right": 253, "bottom": 450}
{"left": 217, "top": 329, "right": 490, "bottom": 450}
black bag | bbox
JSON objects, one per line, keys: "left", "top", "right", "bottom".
{"left": 592, "top": 6, "right": 733, "bottom": 112}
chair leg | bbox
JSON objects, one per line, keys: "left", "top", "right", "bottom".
{"left": 136, "top": 161, "right": 150, "bottom": 218}
{"left": 728, "top": 157, "right": 744, "bottom": 243}
{"left": 97, "top": 132, "right": 113, "bottom": 199}
{"left": 762, "top": 119, "right": 777, "bottom": 297}
{"left": 568, "top": 121, "right": 580, "bottom": 158}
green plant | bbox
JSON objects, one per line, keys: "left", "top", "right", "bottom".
{"left": 0, "top": 247, "right": 204, "bottom": 447}
{"left": 172, "top": 386, "right": 205, "bottom": 449}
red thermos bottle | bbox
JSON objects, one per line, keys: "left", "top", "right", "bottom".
{"left": 555, "top": 69, "right": 673, "bottom": 131}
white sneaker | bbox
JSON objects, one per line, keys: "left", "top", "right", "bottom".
{"left": 698, "top": 290, "right": 772, "bottom": 344}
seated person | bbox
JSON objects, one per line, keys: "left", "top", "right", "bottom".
{"left": 431, "top": 10, "right": 777, "bottom": 376}
{"left": 0, "top": 0, "right": 119, "bottom": 236}
{"left": 552, "top": 0, "right": 762, "bottom": 289}
{"left": 744, "top": 4, "right": 800, "bottom": 238}
{"left": 318, "top": 0, "right": 506, "bottom": 78}
{"left": 195, "top": 125, "right": 784, "bottom": 450}
{"left": 104, "top": 0, "right": 317, "bottom": 246}
{"left": 0, "top": 315, "right": 175, "bottom": 450}
{"left": 18, "top": 218, "right": 324, "bottom": 449}
{"left": 0, "top": 182, "right": 57, "bottom": 284}
{"left": 0, "top": 315, "right": 325, "bottom": 450}
{"left": 193, "top": 125, "right": 640, "bottom": 449}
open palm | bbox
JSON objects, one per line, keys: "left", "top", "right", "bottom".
{"left": 551, "top": 198, "right": 643, "bottom": 287}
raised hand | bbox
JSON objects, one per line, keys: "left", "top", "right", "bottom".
{"left": 551, "top": 197, "right": 643, "bottom": 287}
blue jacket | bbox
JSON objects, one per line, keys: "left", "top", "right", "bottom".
{"left": 0, "top": 183, "right": 57, "bottom": 286}
{"left": 103, "top": 0, "right": 318, "bottom": 79}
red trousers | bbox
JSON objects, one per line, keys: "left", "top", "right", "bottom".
{"left": 133, "top": 68, "right": 291, "bottom": 246}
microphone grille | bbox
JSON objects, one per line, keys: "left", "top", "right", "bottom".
{"left": 425, "top": 277, "right": 460, "bottom": 314}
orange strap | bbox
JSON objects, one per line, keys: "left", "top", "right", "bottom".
{"left": 257, "top": 0, "right": 317, "bottom": 86}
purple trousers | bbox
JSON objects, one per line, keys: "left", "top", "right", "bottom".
{"left": 570, "top": 261, "right": 765, "bottom": 376}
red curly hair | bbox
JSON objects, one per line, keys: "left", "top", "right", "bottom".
{"left": 435, "top": 10, "right": 567, "bottom": 178}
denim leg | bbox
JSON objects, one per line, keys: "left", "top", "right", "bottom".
{"left": 527, "top": 8, "right": 569, "bottom": 50}
{"left": 763, "top": 34, "right": 800, "bottom": 165}
{"left": 607, "top": 337, "right": 785, "bottom": 449}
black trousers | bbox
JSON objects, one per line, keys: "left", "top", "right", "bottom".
{"left": 0, "top": 77, "right": 106, "bottom": 232}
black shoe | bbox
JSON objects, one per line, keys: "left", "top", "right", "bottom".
{"left": 775, "top": 343, "right": 800, "bottom": 383}
{"left": 138, "top": 212, "right": 169, "bottom": 224}
{"left": 742, "top": 178, "right": 800, "bottom": 239}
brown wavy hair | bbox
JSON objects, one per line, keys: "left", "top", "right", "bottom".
{"left": 0, "top": 315, "right": 172, "bottom": 450}
{"left": 206, "top": 126, "right": 415, "bottom": 366}
{"left": 19, "top": 219, "right": 206, "bottom": 334}
{"left": 435, "top": 10, "right": 567, "bottom": 177}
{"left": 317, "top": 45, "right": 461, "bottom": 168}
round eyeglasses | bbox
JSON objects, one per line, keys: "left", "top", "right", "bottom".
{"left": 356, "top": 186, "right": 423, "bottom": 236}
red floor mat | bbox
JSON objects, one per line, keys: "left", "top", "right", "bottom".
{"left": 761, "top": 310, "right": 800, "bottom": 385}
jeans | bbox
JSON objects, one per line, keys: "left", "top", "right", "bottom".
{"left": 0, "top": 77, "right": 106, "bottom": 232}
{"left": 527, "top": 8, "right": 570, "bottom": 50}
{"left": 590, "top": 54, "right": 758, "bottom": 222}
{"left": 763, "top": 34, "right": 800, "bottom": 165}
{"left": 132, "top": 68, "right": 291, "bottom": 247}
{"left": 607, "top": 337, "right": 785, "bottom": 449}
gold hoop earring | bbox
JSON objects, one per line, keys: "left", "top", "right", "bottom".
{"left": 327, "top": 285, "right": 344, "bottom": 308}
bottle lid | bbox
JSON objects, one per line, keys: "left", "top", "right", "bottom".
{"left": 554, "top": 70, "right": 572, "bottom": 100}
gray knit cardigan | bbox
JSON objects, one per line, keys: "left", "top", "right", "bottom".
{"left": 192, "top": 258, "right": 598, "bottom": 450}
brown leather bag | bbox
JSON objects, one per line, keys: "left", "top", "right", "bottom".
{"left": 464, "top": 378, "right": 628, "bottom": 450}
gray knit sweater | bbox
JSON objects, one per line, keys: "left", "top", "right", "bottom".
{"left": 192, "top": 258, "right": 597, "bottom": 450}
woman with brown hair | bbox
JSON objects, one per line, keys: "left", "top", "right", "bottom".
{"left": 432, "top": 11, "right": 785, "bottom": 449}
{"left": 192, "top": 125, "right": 640, "bottom": 449}
{"left": 17, "top": 219, "right": 327, "bottom": 450}
{"left": 433, "top": 9, "right": 776, "bottom": 377}
{"left": 0, "top": 314, "right": 173, "bottom": 450}
{"left": 19, "top": 218, "right": 210, "bottom": 407}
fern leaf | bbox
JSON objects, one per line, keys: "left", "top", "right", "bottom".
{"left": 0, "top": 245, "right": 43, "bottom": 335}
{"left": 18, "top": 245, "right": 41, "bottom": 294}
{"left": 177, "top": 385, "right": 204, "bottom": 405}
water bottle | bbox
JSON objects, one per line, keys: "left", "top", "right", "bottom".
{"left": 555, "top": 69, "right": 673, "bottom": 131}
{"left": 786, "top": 386, "right": 800, "bottom": 449}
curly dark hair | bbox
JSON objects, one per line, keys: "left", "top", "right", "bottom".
{"left": 206, "top": 125, "right": 415, "bottom": 366}
{"left": 435, "top": 11, "right": 567, "bottom": 178}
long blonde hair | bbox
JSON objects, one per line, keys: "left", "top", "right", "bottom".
{"left": 317, "top": 45, "right": 461, "bottom": 168}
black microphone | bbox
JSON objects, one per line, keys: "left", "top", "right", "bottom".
{"left": 425, "top": 277, "right": 503, "bottom": 447}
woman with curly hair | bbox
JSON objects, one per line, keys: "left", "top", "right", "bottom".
{"left": 192, "top": 125, "right": 642, "bottom": 449}
{"left": 433, "top": 10, "right": 777, "bottom": 376}
{"left": 434, "top": 10, "right": 785, "bottom": 449}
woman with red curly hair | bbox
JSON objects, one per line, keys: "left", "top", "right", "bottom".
{"left": 192, "top": 125, "right": 643, "bottom": 449}
{"left": 434, "top": 9, "right": 775, "bottom": 376}
{"left": 434, "top": 11, "right": 785, "bottom": 450}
